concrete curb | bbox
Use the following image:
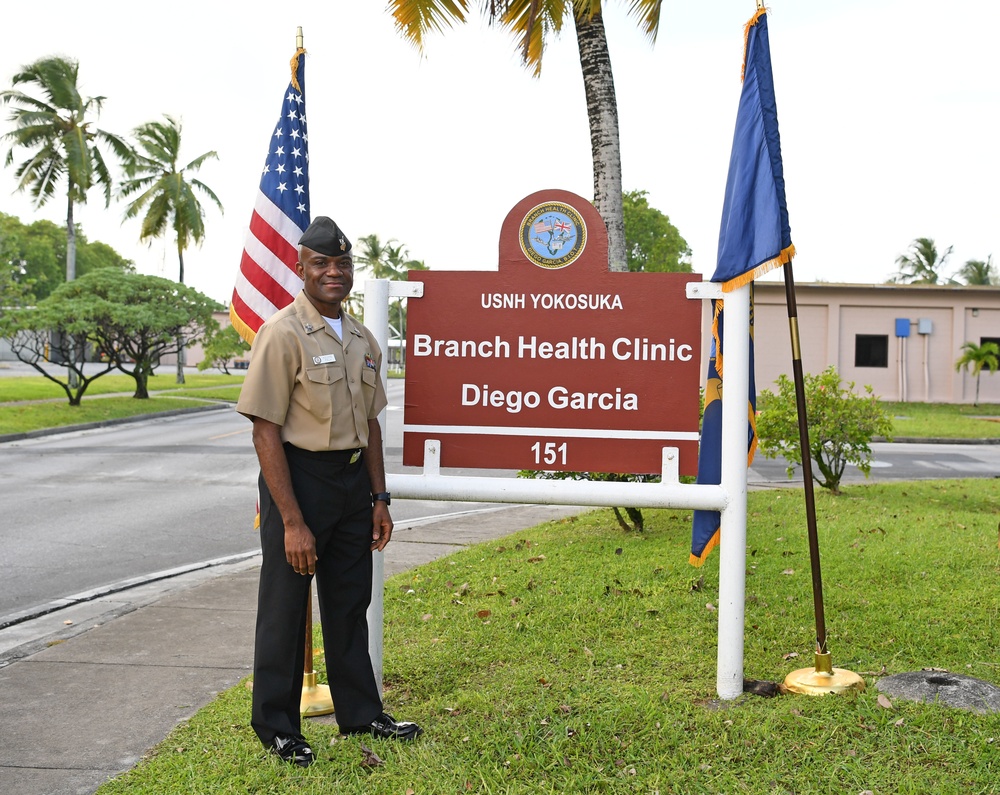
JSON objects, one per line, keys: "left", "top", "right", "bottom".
{"left": 875, "top": 435, "right": 1000, "bottom": 445}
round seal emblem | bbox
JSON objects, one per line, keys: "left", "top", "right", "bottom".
{"left": 519, "top": 202, "right": 587, "bottom": 270}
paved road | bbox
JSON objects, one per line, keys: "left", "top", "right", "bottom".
{"left": 748, "top": 440, "right": 1000, "bottom": 488}
{"left": 0, "top": 380, "right": 533, "bottom": 623}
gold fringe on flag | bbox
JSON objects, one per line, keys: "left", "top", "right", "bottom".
{"left": 720, "top": 244, "right": 795, "bottom": 293}
{"left": 229, "top": 304, "right": 258, "bottom": 346}
{"left": 290, "top": 47, "right": 307, "bottom": 92}
{"left": 741, "top": 6, "right": 768, "bottom": 81}
{"left": 689, "top": 529, "right": 720, "bottom": 567}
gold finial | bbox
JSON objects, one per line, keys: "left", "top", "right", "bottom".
{"left": 296, "top": 26, "right": 304, "bottom": 50}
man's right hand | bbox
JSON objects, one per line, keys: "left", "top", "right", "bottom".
{"left": 284, "top": 522, "right": 317, "bottom": 575}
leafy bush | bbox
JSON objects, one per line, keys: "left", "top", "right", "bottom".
{"left": 757, "top": 366, "right": 893, "bottom": 494}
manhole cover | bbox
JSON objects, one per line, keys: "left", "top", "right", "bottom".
{"left": 876, "top": 671, "right": 1000, "bottom": 714}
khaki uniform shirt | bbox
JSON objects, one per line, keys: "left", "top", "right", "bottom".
{"left": 236, "top": 291, "right": 388, "bottom": 451}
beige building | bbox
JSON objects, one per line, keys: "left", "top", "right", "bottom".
{"left": 747, "top": 282, "right": 1000, "bottom": 404}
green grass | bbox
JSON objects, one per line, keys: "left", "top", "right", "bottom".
{"left": 0, "top": 372, "right": 245, "bottom": 402}
{"left": 0, "top": 374, "right": 244, "bottom": 435}
{"left": 96, "top": 479, "right": 1000, "bottom": 794}
{"left": 883, "top": 401, "right": 1000, "bottom": 440}
{"left": 0, "top": 396, "right": 223, "bottom": 435}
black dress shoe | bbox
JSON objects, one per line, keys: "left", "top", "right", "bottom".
{"left": 340, "top": 712, "right": 423, "bottom": 741}
{"left": 270, "top": 733, "right": 315, "bottom": 767}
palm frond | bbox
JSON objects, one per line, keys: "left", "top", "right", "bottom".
{"left": 389, "top": 0, "right": 473, "bottom": 50}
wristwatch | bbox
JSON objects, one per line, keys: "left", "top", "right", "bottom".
{"left": 372, "top": 492, "right": 391, "bottom": 506}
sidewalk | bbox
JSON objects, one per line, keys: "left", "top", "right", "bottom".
{"left": 0, "top": 503, "right": 585, "bottom": 795}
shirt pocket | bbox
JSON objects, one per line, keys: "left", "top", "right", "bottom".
{"left": 305, "top": 365, "right": 349, "bottom": 418}
{"left": 361, "top": 367, "right": 377, "bottom": 394}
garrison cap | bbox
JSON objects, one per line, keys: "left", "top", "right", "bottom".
{"left": 298, "top": 216, "right": 352, "bottom": 257}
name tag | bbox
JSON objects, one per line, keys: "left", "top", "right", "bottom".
{"left": 312, "top": 354, "right": 337, "bottom": 365}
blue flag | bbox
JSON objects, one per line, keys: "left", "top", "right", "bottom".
{"left": 691, "top": 8, "right": 792, "bottom": 566}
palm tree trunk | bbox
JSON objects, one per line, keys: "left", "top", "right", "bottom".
{"left": 66, "top": 194, "right": 79, "bottom": 388}
{"left": 574, "top": 10, "right": 627, "bottom": 273}
{"left": 176, "top": 245, "right": 186, "bottom": 384}
{"left": 66, "top": 194, "right": 77, "bottom": 282}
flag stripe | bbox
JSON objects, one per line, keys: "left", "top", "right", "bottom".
{"left": 233, "top": 268, "right": 282, "bottom": 324}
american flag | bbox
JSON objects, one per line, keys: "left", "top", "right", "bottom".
{"left": 230, "top": 47, "right": 311, "bottom": 343}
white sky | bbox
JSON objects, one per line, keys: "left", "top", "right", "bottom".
{"left": 2, "top": 0, "right": 997, "bottom": 304}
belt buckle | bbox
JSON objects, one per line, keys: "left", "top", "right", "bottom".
{"left": 349, "top": 450, "right": 361, "bottom": 464}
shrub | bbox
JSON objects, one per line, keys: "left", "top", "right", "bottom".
{"left": 757, "top": 366, "right": 893, "bottom": 494}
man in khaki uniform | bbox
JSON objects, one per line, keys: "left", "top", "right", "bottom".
{"left": 237, "top": 216, "right": 422, "bottom": 768}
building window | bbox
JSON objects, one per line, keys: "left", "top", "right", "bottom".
{"left": 855, "top": 334, "right": 888, "bottom": 368}
{"left": 981, "top": 336, "right": 1000, "bottom": 350}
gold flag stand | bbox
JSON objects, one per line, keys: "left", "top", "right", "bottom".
{"left": 300, "top": 583, "right": 335, "bottom": 716}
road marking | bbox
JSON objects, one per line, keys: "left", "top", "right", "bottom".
{"left": 209, "top": 428, "right": 252, "bottom": 440}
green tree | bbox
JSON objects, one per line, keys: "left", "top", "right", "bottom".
{"left": 1, "top": 56, "right": 132, "bottom": 283}
{"left": 622, "top": 189, "right": 691, "bottom": 273}
{"left": 757, "top": 366, "right": 894, "bottom": 495}
{"left": 197, "top": 323, "right": 250, "bottom": 375}
{"left": 956, "top": 255, "right": 996, "bottom": 286}
{"left": 0, "top": 212, "right": 133, "bottom": 299}
{"left": 888, "top": 237, "right": 954, "bottom": 284}
{"left": 0, "top": 249, "right": 35, "bottom": 323}
{"left": 390, "top": 0, "right": 665, "bottom": 273}
{"left": 954, "top": 340, "right": 1000, "bottom": 407}
{"left": 1, "top": 294, "right": 117, "bottom": 406}
{"left": 119, "top": 114, "right": 223, "bottom": 385}
{"left": 4, "top": 270, "right": 220, "bottom": 401}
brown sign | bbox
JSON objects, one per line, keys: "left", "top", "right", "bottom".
{"left": 402, "top": 189, "right": 702, "bottom": 475}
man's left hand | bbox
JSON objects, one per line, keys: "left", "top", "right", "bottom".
{"left": 371, "top": 503, "right": 393, "bottom": 551}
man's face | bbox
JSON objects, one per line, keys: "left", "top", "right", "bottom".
{"left": 297, "top": 246, "right": 354, "bottom": 312}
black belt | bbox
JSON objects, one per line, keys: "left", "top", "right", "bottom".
{"left": 283, "top": 443, "right": 362, "bottom": 464}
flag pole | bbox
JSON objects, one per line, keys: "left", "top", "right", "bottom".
{"left": 300, "top": 587, "right": 335, "bottom": 715}
{"left": 780, "top": 260, "right": 864, "bottom": 695}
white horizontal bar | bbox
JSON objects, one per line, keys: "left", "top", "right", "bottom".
{"left": 403, "top": 424, "right": 700, "bottom": 441}
{"left": 686, "top": 281, "right": 723, "bottom": 299}
{"left": 389, "top": 281, "right": 423, "bottom": 298}
{"left": 388, "top": 472, "right": 727, "bottom": 511}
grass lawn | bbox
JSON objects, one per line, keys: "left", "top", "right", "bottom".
{"left": 883, "top": 401, "right": 1000, "bottom": 440}
{"left": 0, "top": 374, "right": 244, "bottom": 435}
{"left": 96, "top": 479, "right": 1000, "bottom": 795}
{"left": 0, "top": 372, "right": 246, "bottom": 402}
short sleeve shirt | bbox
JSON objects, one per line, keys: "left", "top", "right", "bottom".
{"left": 236, "top": 291, "right": 388, "bottom": 451}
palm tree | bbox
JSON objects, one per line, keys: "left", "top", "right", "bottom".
{"left": 955, "top": 341, "right": 1000, "bottom": 406}
{"left": 389, "top": 0, "right": 665, "bottom": 273}
{"left": 1, "top": 56, "right": 132, "bottom": 283}
{"left": 354, "top": 233, "right": 428, "bottom": 341}
{"left": 889, "top": 237, "right": 954, "bottom": 284}
{"left": 119, "top": 115, "right": 223, "bottom": 383}
{"left": 956, "top": 255, "right": 996, "bottom": 286}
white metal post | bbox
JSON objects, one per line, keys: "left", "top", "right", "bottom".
{"left": 364, "top": 278, "right": 390, "bottom": 691}
{"left": 716, "top": 283, "right": 750, "bottom": 699}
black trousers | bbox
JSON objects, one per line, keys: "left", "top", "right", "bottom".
{"left": 251, "top": 446, "right": 382, "bottom": 745}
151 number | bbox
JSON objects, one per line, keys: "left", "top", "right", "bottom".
{"left": 530, "top": 441, "right": 568, "bottom": 466}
